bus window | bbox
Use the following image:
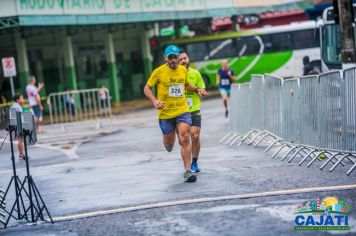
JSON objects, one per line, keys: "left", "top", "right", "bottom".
{"left": 236, "top": 36, "right": 260, "bottom": 56}
{"left": 263, "top": 33, "right": 292, "bottom": 53}
{"left": 292, "top": 29, "right": 319, "bottom": 50}
{"left": 208, "top": 39, "right": 235, "bottom": 59}
{"left": 185, "top": 42, "right": 209, "bottom": 61}
{"left": 322, "top": 24, "right": 342, "bottom": 65}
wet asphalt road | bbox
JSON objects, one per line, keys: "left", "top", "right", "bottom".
{"left": 0, "top": 98, "right": 355, "bottom": 235}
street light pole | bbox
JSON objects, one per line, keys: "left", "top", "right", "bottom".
{"left": 336, "top": 0, "right": 356, "bottom": 69}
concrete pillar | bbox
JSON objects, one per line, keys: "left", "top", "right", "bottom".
{"left": 36, "top": 61, "right": 46, "bottom": 96}
{"left": 140, "top": 29, "right": 153, "bottom": 81}
{"left": 63, "top": 34, "right": 77, "bottom": 90}
{"left": 105, "top": 32, "right": 120, "bottom": 105}
{"left": 15, "top": 34, "right": 29, "bottom": 93}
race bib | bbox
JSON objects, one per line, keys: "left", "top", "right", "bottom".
{"left": 187, "top": 97, "right": 193, "bottom": 109}
{"left": 221, "top": 79, "right": 230, "bottom": 86}
{"left": 169, "top": 84, "right": 184, "bottom": 97}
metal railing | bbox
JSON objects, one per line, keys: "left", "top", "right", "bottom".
{"left": 343, "top": 67, "right": 356, "bottom": 151}
{"left": 0, "top": 187, "right": 5, "bottom": 226}
{"left": 47, "top": 88, "right": 112, "bottom": 124}
{"left": 0, "top": 105, "right": 9, "bottom": 129}
{"left": 225, "top": 68, "right": 356, "bottom": 175}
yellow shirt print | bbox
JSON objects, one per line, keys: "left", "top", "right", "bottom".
{"left": 147, "top": 64, "right": 189, "bottom": 119}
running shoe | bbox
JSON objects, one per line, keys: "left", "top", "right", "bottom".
{"left": 191, "top": 162, "right": 200, "bottom": 173}
{"left": 184, "top": 170, "right": 197, "bottom": 182}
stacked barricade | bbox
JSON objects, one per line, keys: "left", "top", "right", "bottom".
{"left": 0, "top": 105, "right": 9, "bottom": 129}
{"left": 220, "top": 68, "right": 356, "bottom": 175}
{"left": 47, "top": 88, "right": 112, "bottom": 124}
{"left": 0, "top": 187, "right": 5, "bottom": 226}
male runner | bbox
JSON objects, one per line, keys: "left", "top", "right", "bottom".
{"left": 144, "top": 45, "right": 207, "bottom": 182}
{"left": 216, "top": 59, "right": 237, "bottom": 117}
{"left": 179, "top": 50, "right": 205, "bottom": 173}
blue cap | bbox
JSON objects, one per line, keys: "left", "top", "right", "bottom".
{"left": 164, "top": 45, "right": 180, "bottom": 56}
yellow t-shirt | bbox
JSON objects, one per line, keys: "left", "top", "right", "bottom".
{"left": 147, "top": 64, "right": 189, "bottom": 119}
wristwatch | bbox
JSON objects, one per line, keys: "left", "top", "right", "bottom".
{"left": 195, "top": 87, "right": 200, "bottom": 92}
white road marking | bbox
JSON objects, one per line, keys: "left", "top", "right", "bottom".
{"left": 52, "top": 184, "right": 356, "bottom": 222}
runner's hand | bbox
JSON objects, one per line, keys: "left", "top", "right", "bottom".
{"left": 197, "top": 88, "right": 207, "bottom": 97}
{"left": 153, "top": 100, "right": 164, "bottom": 109}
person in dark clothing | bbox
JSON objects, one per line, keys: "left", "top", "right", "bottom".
{"left": 303, "top": 56, "right": 314, "bottom": 76}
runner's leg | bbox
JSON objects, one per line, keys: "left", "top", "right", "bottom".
{"left": 163, "top": 131, "right": 176, "bottom": 152}
{"left": 220, "top": 91, "right": 228, "bottom": 116}
{"left": 177, "top": 122, "right": 192, "bottom": 171}
{"left": 191, "top": 126, "right": 201, "bottom": 159}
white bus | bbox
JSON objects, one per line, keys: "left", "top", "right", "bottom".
{"left": 155, "top": 20, "right": 320, "bottom": 87}
{"left": 319, "top": 4, "right": 356, "bottom": 72}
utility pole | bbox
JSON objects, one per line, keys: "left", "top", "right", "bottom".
{"left": 335, "top": 0, "right": 356, "bottom": 69}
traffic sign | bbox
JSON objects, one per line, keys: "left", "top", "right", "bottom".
{"left": 2, "top": 57, "right": 17, "bottom": 78}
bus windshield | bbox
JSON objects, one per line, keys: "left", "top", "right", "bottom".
{"left": 322, "top": 24, "right": 342, "bottom": 65}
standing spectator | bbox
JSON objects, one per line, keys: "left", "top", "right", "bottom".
{"left": 26, "top": 76, "right": 44, "bottom": 133}
{"left": 99, "top": 85, "right": 108, "bottom": 111}
{"left": 65, "top": 88, "right": 75, "bottom": 116}
{"left": 302, "top": 56, "right": 314, "bottom": 76}
{"left": 10, "top": 94, "right": 25, "bottom": 160}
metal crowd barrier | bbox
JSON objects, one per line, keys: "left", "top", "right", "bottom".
{"left": 0, "top": 105, "right": 9, "bottom": 129}
{"left": 318, "top": 71, "right": 343, "bottom": 150}
{"left": 264, "top": 74, "right": 283, "bottom": 138}
{"left": 250, "top": 75, "right": 265, "bottom": 131}
{"left": 282, "top": 78, "right": 300, "bottom": 143}
{"left": 299, "top": 75, "right": 319, "bottom": 147}
{"left": 47, "top": 88, "right": 112, "bottom": 124}
{"left": 343, "top": 67, "right": 356, "bottom": 152}
{"left": 223, "top": 68, "right": 356, "bottom": 175}
{"left": 0, "top": 187, "right": 5, "bottom": 226}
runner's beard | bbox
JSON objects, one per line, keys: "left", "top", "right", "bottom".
{"left": 168, "top": 61, "right": 178, "bottom": 69}
{"left": 182, "top": 62, "right": 189, "bottom": 68}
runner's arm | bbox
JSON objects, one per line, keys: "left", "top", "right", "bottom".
{"left": 144, "top": 84, "right": 164, "bottom": 109}
{"left": 185, "top": 83, "right": 207, "bottom": 97}
{"left": 216, "top": 73, "right": 220, "bottom": 88}
{"left": 228, "top": 70, "right": 237, "bottom": 82}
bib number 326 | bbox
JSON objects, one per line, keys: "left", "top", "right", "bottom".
{"left": 169, "top": 85, "right": 184, "bottom": 97}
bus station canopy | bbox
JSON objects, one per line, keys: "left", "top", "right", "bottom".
{"left": 0, "top": 0, "right": 313, "bottom": 28}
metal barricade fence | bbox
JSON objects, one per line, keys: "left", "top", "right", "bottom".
{"left": 250, "top": 75, "right": 265, "bottom": 130}
{"left": 230, "top": 84, "right": 238, "bottom": 133}
{"left": 0, "top": 105, "right": 9, "bottom": 129}
{"left": 264, "top": 74, "right": 283, "bottom": 138}
{"left": 299, "top": 75, "right": 319, "bottom": 147}
{"left": 230, "top": 69, "right": 356, "bottom": 151}
{"left": 47, "top": 88, "right": 112, "bottom": 124}
{"left": 318, "top": 71, "right": 343, "bottom": 150}
{"left": 281, "top": 78, "right": 300, "bottom": 143}
{"left": 227, "top": 69, "right": 356, "bottom": 175}
{"left": 343, "top": 67, "right": 356, "bottom": 151}
{"left": 232, "top": 83, "right": 251, "bottom": 134}
{"left": 0, "top": 186, "right": 5, "bottom": 226}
